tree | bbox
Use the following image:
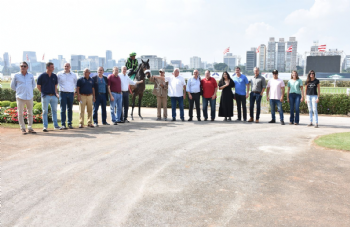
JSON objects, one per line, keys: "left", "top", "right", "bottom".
{"left": 214, "top": 63, "right": 229, "bottom": 71}
{"left": 165, "top": 65, "right": 174, "bottom": 70}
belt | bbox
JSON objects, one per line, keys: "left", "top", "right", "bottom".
{"left": 47, "top": 94, "right": 56, "bottom": 96}
{"left": 98, "top": 92, "right": 106, "bottom": 95}
{"left": 252, "top": 91, "right": 261, "bottom": 94}
{"left": 60, "top": 91, "right": 74, "bottom": 93}
{"left": 112, "top": 92, "right": 122, "bottom": 94}
{"left": 80, "top": 94, "right": 92, "bottom": 96}
{"left": 122, "top": 91, "right": 128, "bottom": 93}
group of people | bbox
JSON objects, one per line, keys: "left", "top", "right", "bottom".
{"left": 10, "top": 59, "right": 321, "bottom": 134}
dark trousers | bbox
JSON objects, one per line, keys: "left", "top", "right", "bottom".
{"left": 120, "top": 91, "right": 129, "bottom": 120}
{"left": 93, "top": 93, "right": 107, "bottom": 124}
{"left": 249, "top": 92, "right": 262, "bottom": 120}
{"left": 170, "top": 97, "right": 184, "bottom": 119}
{"left": 202, "top": 97, "right": 216, "bottom": 120}
{"left": 235, "top": 94, "right": 247, "bottom": 121}
{"left": 289, "top": 93, "right": 301, "bottom": 124}
{"left": 189, "top": 92, "right": 201, "bottom": 118}
{"left": 59, "top": 92, "right": 74, "bottom": 126}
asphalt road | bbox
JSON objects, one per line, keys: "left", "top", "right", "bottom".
{"left": 1, "top": 108, "right": 350, "bottom": 227}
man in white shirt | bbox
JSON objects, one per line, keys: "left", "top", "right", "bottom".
{"left": 266, "top": 69, "right": 285, "bottom": 125}
{"left": 119, "top": 66, "right": 143, "bottom": 122}
{"left": 157, "top": 68, "right": 186, "bottom": 121}
{"left": 57, "top": 63, "right": 77, "bottom": 129}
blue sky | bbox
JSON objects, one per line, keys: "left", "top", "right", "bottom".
{"left": 1, "top": 0, "right": 348, "bottom": 65}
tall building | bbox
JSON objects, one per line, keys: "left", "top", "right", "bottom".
{"left": 258, "top": 44, "right": 266, "bottom": 71}
{"left": 117, "top": 58, "right": 126, "bottom": 68}
{"left": 137, "top": 55, "right": 163, "bottom": 70}
{"left": 286, "top": 37, "right": 298, "bottom": 72}
{"left": 88, "top": 56, "right": 99, "bottom": 70}
{"left": 71, "top": 55, "right": 85, "bottom": 70}
{"left": 170, "top": 60, "right": 182, "bottom": 68}
{"left": 106, "top": 50, "right": 112, "bottom": 61}
{"left": 107, "top": 59, "right": 117, "bottom": 69}
{"left": 99, "top": 57, "right": 106, "bottom": 68}
{"left": 190, "top": 56, "right": 201, "bottom": 69}
{"left": 22, "top": 51, "right": 37, "bottom": 63}
{"left": 49, "top": 58, "right": 61, "bottom": 70}
{"left": 80, "top": 59, "right": 91, "bottom": 70}
{"left": 343, "top": 55, "right": 350, "bottom": 70}
{"left": 246, "top": 48, "right": 257, "bottom": 72}
{"left": 297, "top": 54, "right": 305, "bottom": 67}
{"left": 266, "top": 37, "right": 276, "bottom": 71}
{"left": 223, "top": 53, "right": 237, "bottom": 71}
{"left": 2, "top": 52, "right": 11, "bottom": 75}
{"left": 276, "top": 38, "right": 286, "bottom": 72}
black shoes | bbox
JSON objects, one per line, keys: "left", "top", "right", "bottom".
{"left": 204, "top": 118, "right": 208, "bottom": 121}
{"left": 188, "top": 117, "right": 193, "bottom": 122}
{"left": 281, "top": 121, "right": 285, "bottom": 125}
{"left": 103, "top": 122, "right": 110, "bottom": 125}
{"left": 171, "top": 118, "right": 176, "bottom": 121}
{"left": 268, "top": 119, "right": 276, "bottom": 123}
{"left": 197, "top": 118, "right": 201, "bottom": 121}
{"left": 181, "top": 118, "right": 185, "bottom": 121}
{"left": 211, "top": 119, "right": 215, "bottom": 121}
{"left": 113, "top": 122, "right": 118, "bottom": 125}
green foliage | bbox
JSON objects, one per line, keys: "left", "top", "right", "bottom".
{"left": 214, "top": 63, "right": 229, "bottom": 71}
{"left": 0, "top": 101, "right": 11, "bottom": 107}
{"left": 165, "top": 65, "right": 174, "bottom": 70}
{"left": 10, "top": 102, "right": 17, "bottom": 108}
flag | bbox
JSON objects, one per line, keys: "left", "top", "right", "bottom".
{"left": 42, "top": 53, "right": 45, "bottom": 61}
{"left": 286, "top": 45, "right": 293, "bottom": 52}
{"left": 318, "top": 44, "right": 326, "bottom": 52}
{"left": 256, "top": 46, "right": 260, "bottom": 53}
{"left": 223, "top": 47, "right": 230, "bottom": 54}
{"left": 26, "top": 54, "right": 29, "bottom": 61}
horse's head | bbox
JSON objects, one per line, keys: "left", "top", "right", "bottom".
{"left": 141, "top": 59, "right": 151, "bottom": 79}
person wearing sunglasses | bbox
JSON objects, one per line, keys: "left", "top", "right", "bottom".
{"left": 10, "top": 61, "right": 37, "bottom": 134}
{"left": 305, "top": 70, "right": 320, "bottom": 128}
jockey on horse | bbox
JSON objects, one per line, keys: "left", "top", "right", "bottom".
{"left": 126, "top": 52, "right": 138, "bottom": 81}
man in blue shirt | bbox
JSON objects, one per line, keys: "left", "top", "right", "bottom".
{"left": 37, "top": 62, "right": 60, "bottom": 132}
{"left": 232, "top": 66, "right": 250, "bottom": 121}
{"left": 186, "top": 69, "right": 201, "bottom": 121}
{"left": 77, "top": 68, "right": 95, "bottom": 128}
{"left": 92, "top": 67, "right": 109, "bottom": 126}
{"left": 10, "top": 61, "right": 37, "bottom": 134}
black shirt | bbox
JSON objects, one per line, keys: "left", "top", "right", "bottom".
{"left": 305, "top": 79, "right": 319, "bottom": 96}
{"left": 77, "top": 77, "right": 94, "bottom": 94}
{"left": 37, "top": 72, "right": 58, "bottom": 97}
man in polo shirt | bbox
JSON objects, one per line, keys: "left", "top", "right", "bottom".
{"left": 10, "top": 61, "right": 36, "bottom": 134}
{"left": 232, "top": 66, "right": 250, "bottom": 121}
{"left": 37, "top": 62, "right": 60, "bottom": 132}
{"left": 108, "top": 67, "right": 123, "bottom": 125}
{"left": 77, "top": 68, "right": 95, "bottom": 128}
{"left": 57, "top": 63, "right": 77, "bottom": 130}
{"left": 201, "top": 70, "right": 218, "bottom": 121}
{"left": 266, "top": 69, "right": 285, "bottom": 125}
{"left": 92, "top": 67, "right": 109, "bottom": 127}
{"left": 186, "top": 69, "right": 201, "bottom": 121}
{"left": 248, "top": 67, "right": 266, "bottom": 123}
{"left": 119, "top": 66, "right": 143, "bottom": 123}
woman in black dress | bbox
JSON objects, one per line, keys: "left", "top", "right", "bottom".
{"left": 218, "top": 71, "right": 235, "bottom": 121}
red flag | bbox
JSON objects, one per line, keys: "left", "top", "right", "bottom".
{"left": 318, "top": 44, "right": 326, "bottom": 52}
{"left": 286, "top": 45, "right": 293, "bottom": 52}
{"left": 256, "top": 46, "right": 260, "bottom": 53}
{"left": 223, "top": 47, "right": 230, "bottom": 54}
{"left": 26, "top": 54, "right": 29, "bottom": 61}
{"left": 42, "top": 53, "right": 45, "bottom": 61}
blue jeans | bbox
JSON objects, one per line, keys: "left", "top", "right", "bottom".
{"left": 202, "top": 97, "right": 216, "bottom": 120}
{"left": 289, "top": 93, "right": 301, "bottom": 124}
{"left": 249, "top": 92, "right": 262, "bottom": 120}
{"left": 59, "top": 92, "right": 74, "bottom": 126}
{"left": 110, "top": 92, "right": 122, "bottom": 122}
{"left": 306, "top": 95, "right": 318, "bottom": 124}
{"left": 270, "top": 99, "right": 284, "bottom": 121}
{"left": 93, "top": 94, "right": 107, "bottom": 124}
{"left": 170, "top": 97, "right": 184, "bottom": 119}
{"left": 41, "top": 95, "right": 59, "bottom": 128}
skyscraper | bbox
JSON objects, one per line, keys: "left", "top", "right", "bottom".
{"left": 246, "top": 48, "right": 257, "bottom": 72}
{"left": 88, "top": 56, "right": 99, "bottom": 70}
{"left": 267, "top": 37, "right": 276, "bottom": 71}
{"left": 106, "top": 50, "right": 112, "bottom": 61}
{"left": 23, "top": 51, "right": 37, "bottom": 63}
{"left": 71, "top": 55, "right": 85, "bottom": 70}
{"left": 99, "top": 57, "right": 106, "bottom": 68}
{"left": 276, "top": 38, "right": 286, "bottom": 72}
{"left": 223, "top": 53, "right": 237, "bottom": 71}
{"left": 258, "top": 44, "right": 266, "bottom": 71}
{"left": 190, "top": 56, "right": 201, "bottom": 69}
{"left": 137, "top": 55, "right": 163, "bottom": 70}
{"left": 286, "top": 37, "right": 298, "bottom": 72}
{"left": 2, "top": 52, "right": 11, "bottom": 75}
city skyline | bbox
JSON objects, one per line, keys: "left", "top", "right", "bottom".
{"left": 1, "top": 0, "right": 349, "bottom": 65}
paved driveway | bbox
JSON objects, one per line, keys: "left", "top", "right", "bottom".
{"left": 1, "top": 108, "right": 350, "bottom": 227}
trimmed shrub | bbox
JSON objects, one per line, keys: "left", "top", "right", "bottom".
{"left": 0, "top": 101, "right": 11, "bottom": 107}
{"left": 10, "top": 102, "right": 17, "bottom": 108}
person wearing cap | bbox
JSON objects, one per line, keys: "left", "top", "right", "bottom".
{"left": 150, "top": 68, "right": 168, "bottom": 120}
{"left": 266, "top": 69, "right": 285, "bottom": 125}
{"left": 126, "top": 52, "right": 138, "bottom": 80}
{"left": 186, "top": 69, "right": 202, "bottom": 121}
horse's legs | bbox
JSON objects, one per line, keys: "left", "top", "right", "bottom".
{"left": 131, "top": 94, "right": 136, "bottom": 120}
{"left": 138, "top": 93, "right": 143, "bottom": 120}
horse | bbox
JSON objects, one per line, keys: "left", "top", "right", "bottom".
{"left": 130, "top": 59, "right": 151, "bottom": 120}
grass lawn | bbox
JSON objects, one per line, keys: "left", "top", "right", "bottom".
{"left": 1, "top": 111, "right": 87, "bottom": 130}
{"left": 314, "top": 132, "right": 350, "bottom": 151}
{"left": 0, "top": 81, "right": 11, "bottom": 89}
